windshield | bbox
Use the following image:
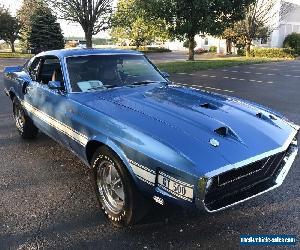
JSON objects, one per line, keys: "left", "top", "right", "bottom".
{"left": 66, "top": 54, "right": 167, "bottom": 92}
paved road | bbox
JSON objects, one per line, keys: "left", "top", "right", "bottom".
{"left": 0, "top": 58, "right": 299, "bottom": 249}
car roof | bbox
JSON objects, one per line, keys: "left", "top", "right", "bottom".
{"left": 38, "top": 48, "right": 143, "bottom": 59}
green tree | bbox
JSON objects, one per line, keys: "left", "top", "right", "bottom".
{"left": 17, "top": 0, "right": 44, "bottom": 50}
{"left": 222, "top": 28, "right": 244, "bottom": 54}
{"left": 283, "top": 32, "right": 300, "bottom": 55}
{"left": 0, "top": 6, "right": 20, "bottom": 52}
{"left": 28, "top": 5, "right": 64, "bottom": 53}
{"left": 47, "top": 0, "right": 113, "bottom": 48}
{"left": 139, "top": 0, "right": 255, "bottom": 60}
{"left": 225, "top": 0, "right": 293, "bottom": 57}
{"left": 111, "top": 0, "right": 169, "bottom": 48}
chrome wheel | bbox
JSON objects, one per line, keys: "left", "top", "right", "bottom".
{"left": 97, "top": 160, "right": 125, "bottom": 213}
{"left": 14, "top": 104, "right": 25, "bottom": 132}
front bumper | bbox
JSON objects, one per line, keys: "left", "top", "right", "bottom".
{"left": 195, "top": 135, "right": 298, "bottom": 212}
{"left": 4, "top": 88, "right": 10, "bottom": 97}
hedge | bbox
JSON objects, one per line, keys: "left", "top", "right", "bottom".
{"left": 250, "top": 48, "right": 296, "bottom": 58}
{"left": 283, "top": 32, "right": 300, "bottom": 55}
{"left": 209, "top": 46, "right": 217, "bottom": 53}
{"left": 194, "top": 48, "right": 208, "bottom": 54}
{"left": 0, "top": 52, "right": 33, "bottom": 58}
{"left": 138, "top": 47, "right": 171, "bottom": 53}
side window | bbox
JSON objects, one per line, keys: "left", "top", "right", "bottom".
{"left": 28, "top": 58, "right": 41, "bottom": 81}
{"left": 204, "top": 38, "right": 209, "bottom": 46}
{"left": 37, "top": 57, "right": 65, "bottom": 88}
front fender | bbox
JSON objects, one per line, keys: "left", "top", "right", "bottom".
{"left": 87, "top": 135, "right": 142, "bottom": 186}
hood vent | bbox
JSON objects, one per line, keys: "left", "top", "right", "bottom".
{"left": 200, "top": 102, "right": 218, "bottom": 110}
{"left": 256, "top": 112, "right": 280, "bottom": 128}
{"left": 256, "top": 112, "right": 277, "bottom": 120}
{"left": 214, "top": 126, "right": 242, "bottom": 142}
{"left": 214, "top": 126, "right": 228, "bottom": 136}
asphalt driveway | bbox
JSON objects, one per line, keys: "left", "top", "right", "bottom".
{"left": 0, "top": 58, "right": 299, "bottom": 249}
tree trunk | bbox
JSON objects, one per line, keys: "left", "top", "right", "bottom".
{"left": 188, "top": 35, "right": 195, "bottom": 61}
{"left": 226, "top": 39, "right": 232, "bottom": 54}
{"left": 135, "top": 39, "right": 141, "bottom": 50}
{"left": 85, "top": 30, "right": 93, "bottom": 48}
{"left": 10, "top": 41, "right": 16, "bottom": 53}
{"left": 246, "top": 41, "right": 251, "bottom": 57}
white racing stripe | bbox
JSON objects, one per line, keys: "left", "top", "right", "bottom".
{"left": 129, "top": 159, "right": 156, "bottom": 186}
{"left": 129, "top": 159, "right": 194, "bottom": 202}
{"left": 21, "top": 101, "right": 88, "bottom": 146}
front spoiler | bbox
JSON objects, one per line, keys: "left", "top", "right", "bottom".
{"left": 195, "top": 142, "right": 298, "bottom": 212}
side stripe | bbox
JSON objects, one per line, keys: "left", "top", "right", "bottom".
{"left": 21, "top": 100, "right": 88, "bottom": 146}
{"left": 129, "top": 159, "right": 156, "bottom": 185}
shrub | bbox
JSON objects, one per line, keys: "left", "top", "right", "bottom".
{"left": 237, "top": 48, "right": 246, "bottom": 56}
{"left": 209, "top": 46, "right": 217, "bottom": 53}
{"left": 194, "top": 48, "right": 208, "bottom": 54}
{"left": 0, "top": 52, "right": 32, "bottom": 58}
{"left": 283, "top": 32, "right": 300, "bottom": 55}
{"left": 249, "top": 48, "right": 296, "bottom": 58}
{"left": 138, "top": 47, "right": 171, "bottom": 53}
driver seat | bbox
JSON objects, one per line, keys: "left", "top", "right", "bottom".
{"left": 101, "top": 64, "right": 121, "bottom": 85}
{"left": 51, "top": 67, "right": 64, "bottom": 83}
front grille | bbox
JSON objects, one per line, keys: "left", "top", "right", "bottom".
{"left": 205, "top": 148, "right": 289, "bottom": 211}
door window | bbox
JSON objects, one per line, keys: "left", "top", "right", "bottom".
{"left": 37, "top": 58, "right": 64, "bottom": 85}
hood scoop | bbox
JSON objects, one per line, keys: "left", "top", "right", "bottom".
{"left": 214, "top": 126, "right": 243, "bottom": 143}
{"left": 256, "top": 112, "right": 280, "bottom": 128}
{"left": 256, "top": 112, "right": 276, "bottom": 120}
{"left": 200, "top": 102, "right": 218, "bottom": 110}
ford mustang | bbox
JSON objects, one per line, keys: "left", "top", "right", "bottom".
{"left": 3, "top": 49, "right": 299, "bottom": 226}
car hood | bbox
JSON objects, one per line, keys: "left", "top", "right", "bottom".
{"left": 72, "top": 84, "right": 297, "bottom": 175}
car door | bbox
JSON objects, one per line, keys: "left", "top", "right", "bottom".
{"left": 22, "top": 57, "right": 46, "bottom": 130}
{"left": 24, "top": 56, "right": 70, "bottom": 145}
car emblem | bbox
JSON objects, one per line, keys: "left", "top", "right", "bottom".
{"left": 209, "top": 138, "right": 220, "bottom": 147}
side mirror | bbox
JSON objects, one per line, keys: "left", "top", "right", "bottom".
{"left": 48, "top": 80, "right": 63, "bottom": 90}
{"left": 161, "top": 71, "right": 170, "bottom": 78}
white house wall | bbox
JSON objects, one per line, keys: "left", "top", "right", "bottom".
{"left": 194, "top": 35, "right": 227, "bottom": 53}
{"left": 271, "top": 1, "right": 300, "bottom": 47}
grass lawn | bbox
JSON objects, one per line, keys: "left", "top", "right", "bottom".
{"left": 157, "top": 57, "right": 291, "bottom": 73}
{"left": 0, "top": 52, "right": 33, "bottom": 58}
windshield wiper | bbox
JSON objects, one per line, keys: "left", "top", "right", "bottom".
{"left": 128, "top": 81, "right": 166, "bottom": 87}
{"left": 87, "top": 85, "right": 119, "bottom": 91}
{"left": 131, "top": 81, "right": 157, "bottom": 85}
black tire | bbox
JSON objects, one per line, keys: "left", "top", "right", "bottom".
{"left": 13, "top": 97, "right": 38, "bottom": 139}
{"left": 92, "top": 147, "right": 149, "bottom": 227}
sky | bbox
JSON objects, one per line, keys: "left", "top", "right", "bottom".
{"left": 0, "top": 0, "right": 116, "bottom": 38}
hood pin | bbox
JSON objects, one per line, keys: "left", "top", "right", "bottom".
{"left": 209, "top": 138, "right": 220, "bottom": 147}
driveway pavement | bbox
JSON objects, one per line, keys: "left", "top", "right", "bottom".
{"left": 0, "top": 58, "right": 299, "bottom": 249}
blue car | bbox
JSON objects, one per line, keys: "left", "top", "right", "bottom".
{"left": 3, "top": 49, "right": 299, "bottom": 226}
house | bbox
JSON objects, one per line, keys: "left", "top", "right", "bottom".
{"left": 164, "top": 0, "right": 300, "bottom": 53}
{"left": 268, "top": 0, "right": 300, "bottom": 47}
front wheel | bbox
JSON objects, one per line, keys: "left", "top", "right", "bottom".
{"left": 92, "top": 147, "right": 149, "bottom": 227}
{"left": 13, "top": 97, "right": 38, "bottom": 139}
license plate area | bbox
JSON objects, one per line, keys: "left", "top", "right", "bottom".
{"left": 157, "top": 171, "right": 194, "bottom": 202}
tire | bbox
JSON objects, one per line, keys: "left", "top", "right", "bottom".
{"left": 92, "top": 147, "right": 149, "bottom": 227}
{"left": 13, "top": 97, "right": 38, "bottom": 139}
